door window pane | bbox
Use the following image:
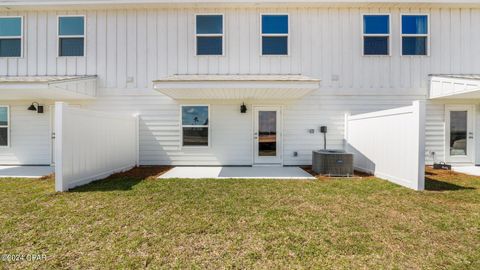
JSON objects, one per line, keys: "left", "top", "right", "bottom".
{"left": 450, "top": 111, "right": 467, "bottom": 156}
{"left": 258, "top": 111, "right": 277, "bottom": 157}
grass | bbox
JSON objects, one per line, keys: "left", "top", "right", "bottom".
{"left": 0, "top": 167, "right": 479, "bottom": 269}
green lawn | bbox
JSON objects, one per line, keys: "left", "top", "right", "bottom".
{"left": 0, "top": 167, "right": 479, "bottom": 269}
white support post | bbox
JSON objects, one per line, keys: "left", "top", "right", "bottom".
{"left": 413, "top": 100, "right": 426, "bottom": 191}
{"left": 135, "top": 113, "right": 140, "bottom": 166}
{"left": 54, "top": 102, "right": 66, "bottom": 192}
{"left": 344, "top": 112, "right": 351, "bottom": 151}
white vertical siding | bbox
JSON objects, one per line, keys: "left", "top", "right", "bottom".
{"left": 0, "top": 6, "right": 479, "bottom": 165}
{"left": 1, "top": 7, "right": 479, "bottom": 88}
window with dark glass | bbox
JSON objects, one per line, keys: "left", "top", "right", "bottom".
{"left": 0, "top": 17, "right": 22, "bottom": 57}
{"left": 196, "top": 15, "right": 223, "bottom": 55}
{"left": 402, "top": 15, "right": 428, "bottom": 56}
{"left": 261, "top": 14, "right": 288, "bottom": 55}
{"left": 181, "top": 106, "right": 209, "bottom": 146}
{"left": 58, "top": 16, "right": 85, "bottom": 57}
{"left": 363, "top": 15, "right": 390, "bottom": 56}
{"left": 0, "top": 106, "right": 9, "bottom": 147}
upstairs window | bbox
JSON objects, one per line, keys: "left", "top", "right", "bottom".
{"left": 0, "top": 17, "right": 23, "bottom": 57}
{"left": 181, "top": 105, "right": 209, "bottom": 147}
{"left": 401, "top": 15, "right": 429, "bottom": 56}
{"left": 0, "top": 106, "right": 9, "bottom": 147}
{"left": 196, "top": 14, "right": 223, "bottom": 56}
{"left": 363, "top": 14, "right": 390, "bottom": 56}
{"left": 58, "top": 16, "right": 85, "bottom": 57}
{"left": 261, "top": 14, "right": 288, "bottom": 55}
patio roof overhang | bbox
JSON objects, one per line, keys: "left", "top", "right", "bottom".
{"left": 0, "top": 76, "right": 97, "bottom": 100}
{"left": 429, "top": 75, "right": 480, "bottom": 99}
{"left": 153, "top": 75, "right": 320, "bottom": 100}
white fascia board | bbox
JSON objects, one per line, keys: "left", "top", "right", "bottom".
{"left": 2, "top": 0, "right": 480, "bottom": 9}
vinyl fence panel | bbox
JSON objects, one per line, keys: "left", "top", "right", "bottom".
{"left": 345, "top": 101, "right": 425, "bottom": 191}
{"left": 55, "top": 102, "right": 138, "bottom": 192}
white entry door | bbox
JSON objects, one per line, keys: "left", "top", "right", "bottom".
{"left": 253, "top": 106, "right": 282, "bottom": 165}
{"left": 445, "top": 105, "right": 475, "bottom": 164}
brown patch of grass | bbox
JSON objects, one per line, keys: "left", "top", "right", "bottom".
{"left": 106, "top": 166, "right": 172, "bottom": 180}
{"left": 302, "top": 166, "right": 374, "bottom": 179}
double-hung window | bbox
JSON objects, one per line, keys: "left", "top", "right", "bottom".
{"left": 58, "top": 15, "right": 85, "bottom": 57}
{"left": 401, "top": 14, "right": 429, "bottom": 56}
{"left": 0, "top": 106, "right": 9, "bottom": 147}
{"left": 196, "top": 14, "right": 224, "bottom": 56}
{"left": 363, "top": 14, "right": 390, "bottom": 56}
{"left": 261, "top": 14, "right": 289, "bottom": 55}
{"left": 0, "top": 17, "right": 23, "bottom": 58}
{"left": 181, "top": 105, "right": 209, "bottom": 147}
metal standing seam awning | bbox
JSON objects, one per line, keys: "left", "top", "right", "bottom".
{"left": 0, "top": 75, "right": 97, "bottom": 100}
{"left": 153, "top": 75, "right": 321, "bottom": 100}
{"left": 429, "top": 75, "right": 480, "bottom": 99}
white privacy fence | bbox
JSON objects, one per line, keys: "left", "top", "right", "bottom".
{"left": 344, "top": 101, "right": 425, "bottom": 191}
{"left": 55, "top": 102, "right": 138, "bottom": 192}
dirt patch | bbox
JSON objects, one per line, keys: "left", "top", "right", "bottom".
{"left": 106, "top": 166, "right": 172, "bottom": 180}
{"left": 301, "top": 166, "right": 373, "bottom": 179}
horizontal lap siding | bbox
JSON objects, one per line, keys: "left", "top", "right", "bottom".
{"left": 0, "top": 7, "right": 479, "bottom": 165}
{"left": 0, "top": 105, "right": 51, "bottom": 165}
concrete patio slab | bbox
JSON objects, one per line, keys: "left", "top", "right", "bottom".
{"left": 0, "top": 166, "right": 54, "bottom": 178}
{"left": 452, "top": 166, "right": 480, "bottom": 176}
{"left": 159, "top": 166, "right": 315, "bottom": 180}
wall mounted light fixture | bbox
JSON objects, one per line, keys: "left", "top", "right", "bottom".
{"left": 240, "top": 102, "right": 247, "bottom": 113}
{"left": 28, "top": 102, "right": 44, "bottom": 114}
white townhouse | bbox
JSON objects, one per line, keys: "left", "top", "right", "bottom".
{"left": 0, "top": 0, "right": 480, "bottom": 169}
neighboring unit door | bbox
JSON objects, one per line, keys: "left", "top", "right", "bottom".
{"left": 445, "top": 105, "right": 475, "bottom": 164}
{"left": 253, "top": 106, "right": 282, "bottom": 164}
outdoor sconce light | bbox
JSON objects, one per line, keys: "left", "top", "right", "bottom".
{"left": 28, "top": 102, "right": 44, "bottom": 114}
{"left": 240, "top": 103, "right": 247, "bottom": 113}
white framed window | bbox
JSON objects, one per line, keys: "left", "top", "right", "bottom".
{"left": 181, "top": 105, "right": 210, "bottom": 147}
{"left": 401, "top": 14, "right": 429, "bottom": 56}
{"left": 195, "top": 14, "right": 224, "bottom": 56}
{"left": 0, "top": 16, "right": 23, "bottom": 58}
{"left": 0, "top": 106, "right": 10, "bottom": 147}
{"left": 362, "top": 14, "right": 391, "bottom": 56}
{"left": 261, "top": 14, "right": 289, "bottom": 56}
{"left": 57, "top": 15, "right": 85, "bottom": 57}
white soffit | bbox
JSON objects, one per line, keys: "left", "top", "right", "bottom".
{"left": 429, "top": 75, "right": 480, "bottom": 99}
{"left": 0, "top": 76, "right": 97, "bottom": 100}
{"left": 153, "top": 74, "right": 321, "bottom": 100}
